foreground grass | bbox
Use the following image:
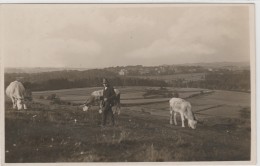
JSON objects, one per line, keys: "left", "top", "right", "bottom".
{"left": 5, "top": 101, "right": 251, "bottom": 162}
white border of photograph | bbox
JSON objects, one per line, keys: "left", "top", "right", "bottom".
{"left": 0, "top": 1, "right": 258, "bottom": 166}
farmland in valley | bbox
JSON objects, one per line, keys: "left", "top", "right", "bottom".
{"left": 129, "top": 73, "right": 205, "bottom": 82}
{"left": 5, "top": 86, "right": 251, "bottom": 162}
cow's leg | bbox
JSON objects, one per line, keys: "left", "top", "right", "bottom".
{"left": 112, "top": 107, "right": 116, "bottom": 114}
{"left": 117, "top": 95, "right": 121, "bottom": 115}
{"left": 170, "top": 106, "right": 173, "bottom": 125}
{"left": 174, "top": 112, "right": 177, "bottom": 125}
{"left": 113, "top": 106, "right": 119, "bottom": 115}
{"left": 23, "top": 103, "right": 27, "bottom": 110}
{"left": 188, "top": 120, "right": 191, "bottom": 128}
{"left": 180, "top": 112, "right": 185, "bottom": 128}
{"left": 99, "top": 101, "right": 104, "bottom": 114}
{"left": 117, "top": 104, "right": 121, "bottom": 115}
{"left": 11, "top": 97, "right": 16, "bottom": 109}
{"left": 22, "top": 99, "right": 27, "bottom": 110}
{"left": 170, "top": 110, "right": 173, "bottom": 125}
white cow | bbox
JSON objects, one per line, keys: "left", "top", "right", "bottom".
{"left": 169, "top": 98, "right": 197, "bottom": 129}
{"left": 83, "top": 89, "right": 121, "bottom": 115}
{"left": 6, "top": 81, "right": 28, "bottom": 110}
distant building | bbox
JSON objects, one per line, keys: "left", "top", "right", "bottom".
{"left": 174, "top": 68, "right": 181, "bottom": 73}
{"left": 189, "top": 69, "right": 197, "bottom": 72}
{"left": 119, "top": 69, "right": 128, "bottom": 76}
{"left": 139, "top": 68, "right": 150, "bottom": 75}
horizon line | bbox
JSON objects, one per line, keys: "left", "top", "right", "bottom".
{"left": 4, "top": 61, "right": 250, "bottom": 69}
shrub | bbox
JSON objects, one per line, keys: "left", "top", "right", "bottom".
{"left": 47, "top": 94, "right": 58, "bottom": 100}
{"left": 50, "top": 98, "right": 61, "bottom": 104}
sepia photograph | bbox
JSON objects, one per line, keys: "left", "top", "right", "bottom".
{"left": 0, "top": 3, "right": 256, "bottom": 164}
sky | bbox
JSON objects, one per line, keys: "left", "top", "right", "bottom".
{"left": 2, "top": 4, "right": 253, "bottom": 68}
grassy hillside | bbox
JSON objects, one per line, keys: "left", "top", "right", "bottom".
{"left": 5, "top": 87, "right": 251, "bottom": 162}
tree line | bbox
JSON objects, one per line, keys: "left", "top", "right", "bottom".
{"left": 4, "top": 69, "right": 167, "bottom": 91}
{"left": 171, "top": 70, "right": 250, "bottom": 92}
{"left": 4, "top": 69, "right": 250, "bottom": 92}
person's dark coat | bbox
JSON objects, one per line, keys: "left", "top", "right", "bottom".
{"left": 103, "top": 86, "right": 116, "bottom": 106}
{"left": 101, "top": 82, "right": 116, "bottom": 126}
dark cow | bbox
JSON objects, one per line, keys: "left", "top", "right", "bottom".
{"left": 83, "top": 89, "right": 121, "bottom": 115}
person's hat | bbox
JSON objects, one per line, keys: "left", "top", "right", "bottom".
{"left": 102, "top": 78, "right": 109, "bottom": 84}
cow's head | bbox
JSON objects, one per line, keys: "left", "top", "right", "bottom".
{"left": 83, "top": 96, "right": 98, "bottom": 112}
{"left": 83, "top": 97, "right": 90, "bottom": 112}
{"left": 16, "top": 98, "right": 26, "bottom": 110}
{"left": 82, "top": 104, "right": 90, "bottom": 112}
{"left": 188, "top": 119, "right": 197, "bottom": 129}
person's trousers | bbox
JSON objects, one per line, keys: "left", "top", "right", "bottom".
{"left": 102, "top": 102, "right": 115, "bottom": 126}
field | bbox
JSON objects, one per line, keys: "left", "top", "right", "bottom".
{"left": 129, "top": 73, "right": 205, "bottom": 82}
{"left": 5, "top": 86, "right": 251, "bottom": 162}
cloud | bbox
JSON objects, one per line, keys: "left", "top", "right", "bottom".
{"left": 53, "top": 39, "right": 101, "bottom": 56}
{"left": 5, "top": 37, "right": 102, "bottom": 68}
{"left": 125, "top": 38, "right": 215, "bottom": 60}
{"left": 35, "top": 38, "right": 102, "bottom": 67}
{"left": 124, "top": 6, "right": 250, "bottom": 64}
{"left": 3, "top": 5, "right": 251, "bottom": 68}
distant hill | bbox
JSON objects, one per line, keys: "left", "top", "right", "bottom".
{"left": 180, "top": 62, "right": 250, "bottom": 69}
{"left": 5, "top": 69, "right": 117, "bottom": 83}
{"left": 4, "top": 67, "right": 92, "bottom": 73}
{"left": 5, "top": 61, "right": 250, "bottom": 74}
{"left": 4, "top": 69, "right": 168, "bottom": 91}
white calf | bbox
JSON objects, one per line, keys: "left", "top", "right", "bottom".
{"left": 169, "top": 98, "right": 197, "bottom": 129}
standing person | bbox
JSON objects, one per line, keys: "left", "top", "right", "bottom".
{"left": 101, "top": 78, "right": 116, "bottom": 127}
